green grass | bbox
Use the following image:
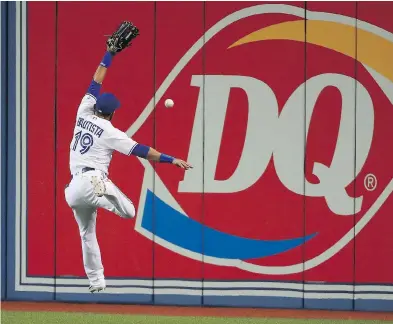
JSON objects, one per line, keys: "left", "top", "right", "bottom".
{"left": 1, "top": 311, "right": 393, "bottom": 324}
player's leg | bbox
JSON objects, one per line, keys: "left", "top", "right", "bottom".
{"left": 64, "top": 173, "right": 108, "bottom": 292}
{"left": 72, "top": 206, "right": 106, "bottom": 293}
{"left": 91, "top": 176, "right": 135, "bottom": 219}
{"left": 95, "top": 196, "right": 123, "bottom": 217}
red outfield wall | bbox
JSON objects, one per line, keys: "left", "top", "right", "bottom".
{"left": 20, "top": 1, "right": 393, "bottom": 311}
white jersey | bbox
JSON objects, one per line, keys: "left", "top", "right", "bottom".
{"left": 69, "top": 94, "right": 137, "bottom": 175}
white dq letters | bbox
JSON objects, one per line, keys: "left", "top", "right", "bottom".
{"left": 178, "top": 73, "right": 374, "bottom": 216}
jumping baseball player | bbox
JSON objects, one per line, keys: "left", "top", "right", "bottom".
{"left": 64, "top": 22, "right": 192, "bottom": 293}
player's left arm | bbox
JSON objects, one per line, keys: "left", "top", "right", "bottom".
{"left": 86, "top": 49, "right": 115, "bottom": 100}
{"left": 77, "top": 49, "right": 116, "bottom": 117}
{"left": 79, "top": 21, "right": 138, "bottom": 116}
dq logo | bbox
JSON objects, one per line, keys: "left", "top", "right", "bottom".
{"left": 127, "top": 5, "right": 393, "bottom": 275}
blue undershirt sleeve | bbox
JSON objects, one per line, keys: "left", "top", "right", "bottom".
{"left": 130, "top": 144, "right": 150, "bottom": 158}
{"left": 87, "top": 80, "right": 101, "bottom": 99}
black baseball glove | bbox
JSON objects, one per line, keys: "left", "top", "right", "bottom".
{"left": 106, "top": 21, "right": 139, "bottom": 54}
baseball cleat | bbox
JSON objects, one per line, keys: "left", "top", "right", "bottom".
{"left": 89, "top": 285, "right": 106, "bottom": 293}
{"left": 91, "top": 176, "right": 106, "bottom": 197}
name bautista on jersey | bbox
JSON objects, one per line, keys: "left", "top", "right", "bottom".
{"left": 77, "top": 117, "right": 104, "bottom": 138}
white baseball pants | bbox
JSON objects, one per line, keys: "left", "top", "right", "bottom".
{"left": 64, "top": 170, "right": 135, "bottom": 288}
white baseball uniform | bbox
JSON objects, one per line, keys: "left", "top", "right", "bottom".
{"left": 64, "top": 93, "right": 137, "bottom": 290}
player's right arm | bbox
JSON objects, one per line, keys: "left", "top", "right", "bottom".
{"left": 131, "top": 144, "right": 193, "bottom": 170}
{"left": 108, "top": 129, "right": 192, "bottom": 170}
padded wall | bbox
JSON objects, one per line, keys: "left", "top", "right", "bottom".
{"left": 4, "top": 2, "right": 393, "bottom": 311}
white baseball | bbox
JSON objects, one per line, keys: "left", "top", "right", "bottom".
{"left": 165, "top": 99, "right": 174, "bottom": 108}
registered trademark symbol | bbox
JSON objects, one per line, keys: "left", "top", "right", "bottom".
{"left": 364, "top": 174, "right": 377, "bottom": 191}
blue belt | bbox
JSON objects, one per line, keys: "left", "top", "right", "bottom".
{"left": 71, "top": 167, "right": 95, "bottom": 179}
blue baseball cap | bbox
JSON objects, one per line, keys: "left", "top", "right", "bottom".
{"left": 95, "top": 93, "right": 120, "bottom": 114}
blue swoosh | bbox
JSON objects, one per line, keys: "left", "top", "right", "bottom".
{"left": 141, "top": 190, "right": 317, "bottom": 259}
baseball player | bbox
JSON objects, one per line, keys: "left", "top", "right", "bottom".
{"left": 64, "top": 22, "right": 192, "bottom": 293}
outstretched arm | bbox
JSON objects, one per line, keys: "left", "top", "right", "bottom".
{"left": 109, "top": 129, "right": 192, "bottom": 170}
{"left": 94, "top": 49, "right": 114, "bottom": 84}
{"left": 131, "top": 144, "right": 193, "bottom": 170}
{"left": 87, "top": 49, "right": 115, "bottom": 99}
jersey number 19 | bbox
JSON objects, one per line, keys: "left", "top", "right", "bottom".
{"left": 72, "top": 131, "right": 94, "bottom": 154}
